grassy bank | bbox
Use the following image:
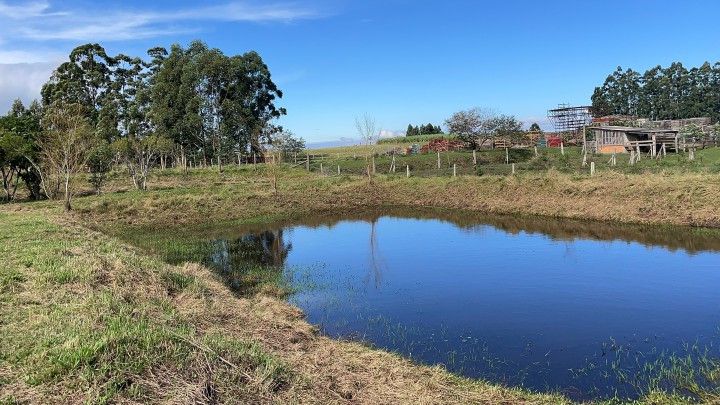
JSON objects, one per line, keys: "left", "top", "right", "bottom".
{"left": 0, "top": 207, "right": 578, "bottom": 404}
{"left": 3, "top": 163, "right": 720, "bottom": 403}
{"left": 77, "top": 164, "right": 720, "bottom": 229}
{"left": 301, "top": 145, "right": 720, "bottom": 177}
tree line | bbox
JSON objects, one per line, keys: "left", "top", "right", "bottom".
{"left": 405, "top": 123, "right": 443, "bottom": 136}
{"left": 0, "top": 41, "right": 302, "bottom": 209}
{"left": 591, "top": 62, "right": 720, "bottom": 122}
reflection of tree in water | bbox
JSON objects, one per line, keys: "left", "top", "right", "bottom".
{"left": 208, "top": 229, "right": 292, "bottom": 294}
{"left": 366, "top": 218, "right": 384, "bottom": 288}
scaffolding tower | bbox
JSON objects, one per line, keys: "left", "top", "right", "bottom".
{"left": 547, "top": 104, "right": 593, "bottom": 140}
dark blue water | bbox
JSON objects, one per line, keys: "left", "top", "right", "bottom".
{"left": 174, "top": 211, "right": 720, "bottom": 400}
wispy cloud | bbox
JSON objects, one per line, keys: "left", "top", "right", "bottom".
{"left": 0, "top": 0, "right": 67, "bottom": 19}
{"left": 1, "top": 1, "right": 322, "bottom": 42}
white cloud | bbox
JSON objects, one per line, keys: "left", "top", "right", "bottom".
{"left": 2, "top": 1, "right": 321, "bottom": 42}
{"left": 0, "top": 49, "right": 63, "bottom": 64}
{"left": 0, "top": 62, "right": 55, "bottom": 112}
{"left": 378, "top": 129, "right": 404, "bottom": 139}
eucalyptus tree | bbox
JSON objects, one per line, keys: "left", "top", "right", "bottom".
{"left": 41, "top": 44, "right": 114, "bottom": 125}
{"left": 221, "top": 51, "right": 286, "bottom": 157}
{"left": 592, "top": 61, "right": 720, "bottom": 121}
{"left": 149, "top": 41, "right": 286, "bottom": 164}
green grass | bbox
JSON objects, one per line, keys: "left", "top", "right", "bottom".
{"left": 0, "top": 205, "right": 578, "bottom": 404}
{"left": 0, "top": 210, "right": 291, "bottom": 403}
{"left": 7, "top": 154, "right": 720, "bottom": 403}
{"left": 377, "top": 133, "right": 456, "bottom": 144}
{"left": 298, "top": 145, "right": 720, "bottom": 178}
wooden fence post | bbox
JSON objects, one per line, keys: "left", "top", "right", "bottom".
{"left": 406, "top": 165, "right": 410, "bottom": 178}
{"left": 306, "top": 154, "right": 310, "bottom": 171}
{"left": 437, "top": 151, "right": 441, "bottom": 169}
{"left": 453, "top": 164, "right": 457, "bottom": 177}
{"left": 511, "top": 163, "right": 515, "bottom": 175}
{"left": 473, "top": 149, "right": 477, "bottom": 166}
{"left": 560, "top": 142, "right": 565, "bottom": 155}
{"left": 652, "top": 135, "right": 657, "bottom": 158}
{"left": 505, "top": 147, "right": 509, "bottom": 164}
{"left": 590, "top": 161, "right": 595, "bottom": 177}
{"left": 337, "top": 165, "right": 340, "bottom": 175}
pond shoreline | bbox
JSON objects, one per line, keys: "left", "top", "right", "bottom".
{"left": 4, "top": 168, "right": 717, "bottom": 403}
{"left": 76, "top": 168, "right": 720, "bottom": 231}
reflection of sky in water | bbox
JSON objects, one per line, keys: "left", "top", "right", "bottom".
{"left": 178, "top": 212, "right": 720, "bottom": 400}
{"left": 270, "top": 217, "right": 720, "bottom": 400}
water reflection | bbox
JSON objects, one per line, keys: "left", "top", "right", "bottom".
{"left": 155, "top": 209, "right": 720, "bottom": 400}
{"left": 197, "top": 207, "right": 720, "bottom": 256}
{"left": 205, "top": 229, "right": 292, "bottom": 294}
{"left": 211, "top": 229, "right": 291, "bottom": 269}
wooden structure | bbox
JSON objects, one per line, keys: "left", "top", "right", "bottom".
{"left": 421, "top": 138, "right": 465, "bottom": 153}
{"left": 589, "top": 126, "right": 679, "bottom": 155}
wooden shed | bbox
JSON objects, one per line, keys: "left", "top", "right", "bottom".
{"left": 589, "top": 126, "right": 679, "bottom": 154}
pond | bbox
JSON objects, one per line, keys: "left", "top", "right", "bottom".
{"left": 151, "top": 209, "right": 720, "bottom": 400}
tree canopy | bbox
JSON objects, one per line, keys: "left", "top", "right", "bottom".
{"left": 591, "top": 62, "right": 720, "bottom": 121}
{"left": 1, "top": 40, "right": 287, "bottom": 203}
{"left": 444, "top": 108, "right": 523, "bottom": 148}
{"left": 41, "top": 41, "right": 285, "bottom": 166}
{"left": 406, "top": 123, "right": 443, "bottom": 136}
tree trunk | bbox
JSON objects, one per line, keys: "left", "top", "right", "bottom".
{"left": 63, "top": 171, "right": 71, "bottom": 211}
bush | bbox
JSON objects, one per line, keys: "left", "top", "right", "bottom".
{"left": 87, "top": 143, "right": 113, "bottom": 194}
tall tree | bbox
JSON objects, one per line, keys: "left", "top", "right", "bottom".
{"left": 41, "top": 44, "right": 114, "bottom": 125}
{"left": 149, "top": 41, "right": 285, "bottom": 163}
{"left": 592, "top": 61, "right": 720, "bottom": 122}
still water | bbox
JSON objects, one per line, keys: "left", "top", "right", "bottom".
{"left": 170, "top": 210, "right": 720, "bottom": 400}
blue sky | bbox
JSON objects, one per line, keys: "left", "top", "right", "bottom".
{"left": 1, "top": 0, "right": 719, "bottom": 144}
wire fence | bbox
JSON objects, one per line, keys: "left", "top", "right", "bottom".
{"left": 239, "top": 147, "right": 720, "bottom": 178}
